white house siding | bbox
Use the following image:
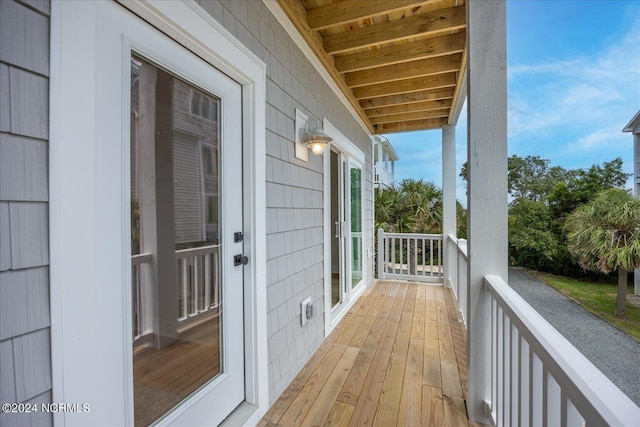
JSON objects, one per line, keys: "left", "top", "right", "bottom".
{"left": 195, "top": 0, "right": 375, "bottom": 403}
{"left": 0, "top": 1, "right": 53, "bottom": 426}
{"left": 172, "top": 130, "right": 205, "bottom": 244}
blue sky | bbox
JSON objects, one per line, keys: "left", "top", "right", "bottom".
{"left": 384, "top": 0, "right": 640, "bottom": 204}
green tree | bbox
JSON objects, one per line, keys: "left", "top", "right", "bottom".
{"left": 565, "top": 189, "right": 640, "bottom": 317}
{"left": 374, "top": 179, "right": 443, "bottom": 234}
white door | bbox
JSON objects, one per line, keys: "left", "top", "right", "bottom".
{"left": 52, "top": 2, "right": 245, "bottom": 426}
{"left": 129, "top": 53, "right": 244, "bottom": 426}
{"left": 329, "top": 149, "right": 364, "bottom": 315}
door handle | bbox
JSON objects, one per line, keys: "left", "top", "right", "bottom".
{"left": 234, "top": 254, "right": 249, "bottom": 266}
{"left": 335, "top": 221, "right": 341, "bottom": 238}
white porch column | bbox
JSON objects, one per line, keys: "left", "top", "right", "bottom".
{"left": 442, "top": 125, "right": 456, "bottom": 289}
{"left": 466, "top": 0, "right": 508, "bottom": 423}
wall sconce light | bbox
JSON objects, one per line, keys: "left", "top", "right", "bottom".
{"left": 301, "top": 118, "right": 332, "bottom": 155}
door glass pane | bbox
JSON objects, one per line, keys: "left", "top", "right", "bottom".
{"left": 130, "top": 55, "right": 222, "bottom": 426}
{"left": 350, "top": 164, "right": 363, "bottom": 288}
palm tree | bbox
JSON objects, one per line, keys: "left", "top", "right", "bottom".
{"left": 565, "top": 188, "right": 640, "bottom": 317}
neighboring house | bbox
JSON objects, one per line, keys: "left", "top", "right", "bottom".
{"left": 623, "top": 110, "right": 640, "bottom": 295}
{"left": 1, "top": 1, "right": 637, "bottom": 426}
{"left": 373, "top": 135, "right": 398, "bottom": 189}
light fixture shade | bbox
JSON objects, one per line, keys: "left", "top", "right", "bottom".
{"left": 301, "top": 119, "right": 332, "bottom": 155}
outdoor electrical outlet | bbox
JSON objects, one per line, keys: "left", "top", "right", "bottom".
{"left": 301, "top": 297, "right": 312, "bottom": 326}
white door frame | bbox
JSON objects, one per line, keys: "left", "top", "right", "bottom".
{"left": 322, "top": 120, "right": 367, "bottom": 336}
{"left": 49, "top": 1, "right": 268, "bottom": 425}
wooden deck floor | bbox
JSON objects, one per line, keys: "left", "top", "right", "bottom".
{"left": 258, "top": 280, "right": 472, "bottom": 427}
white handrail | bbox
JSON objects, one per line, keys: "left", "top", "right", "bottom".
{"left": 484, "top": 275, "right": 640, "bottom": 426}
{"left": 377, "top": 229, "right": 443, "bottom": 283}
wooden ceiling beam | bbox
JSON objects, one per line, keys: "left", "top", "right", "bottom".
{"left": 369, "top": 108, "right": 450, "bottom": 125}
{"left": 276, "top": 0, "right": 374, "bottom": 132}
{"left": 324, "top": 5, "right": 465, "bottom": 54}
{"left": 335, "top": 31, "right": 466, "bottom": 73}
{"left": 374, "top": 117, "right": 448, "bottom": 134}
{"left": 353, "top": 72, "right": 457, "bottom": 99}
{"left": 366, "top": 99, "right": 452, "bottom": 118}
{"left": 307, "top": 0, "right": 431, "bottom": 31}
{"left": 361, "top": 88, "right": 454, "bottom": 109}
{"left": 345, "top": 53, "right": 462, "bottom": 88}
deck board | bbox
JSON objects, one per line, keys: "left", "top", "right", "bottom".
{"left": 258, "top": 281, "right": 475, "bottom": 426}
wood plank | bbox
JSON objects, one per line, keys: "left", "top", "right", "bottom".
{"left": 369, "top": 108, "right": 450, "bottom": 126}
{"left": 335, "top": 32, "right": 466, "bottom": 73}
{"left": 353, "top": 72, "right": 457, "bottom": 99}
{"left": 374, "top": 118, "right": 448, "bottom": 134}
{"left": 378, "top": 283, "right": 407, "bottom": 354}
{"left": 361, "top": 88, "right": 454, "bottom": 110}
{"left": 324, "top": 5, "right": 466, "bottom": 54}
{"left": 371, "top": 351, "right": 404, "bottom": 427}
{"left": 423, "top": 338, "right": 441, "bottom": 387}
{"left": 278, "top": 343, "right": 350, "bottom": 426}
{"left": 324, "top": 401, "right": 355, "bottom": 426}
{"left": 301, "top": 346, "right": 360, "bottom": 426}
{"left": 393, "top": 284, "right": 416, "bottom": 355}
{"left": 365, "top": 99, "right": 452, "bottom": 118}
{"left": 348, "top": 349, "right": 392, "bottom": 426}
{"left": 397, "top": 337, "right": 424, "bottom": 426}
{"left": 437, "top": 289, "right": 468, "bottom": 422}
{"left": 307, "top": 0, "right": 430, "bottom": 31}
{"left": 411, "top": 285, "right": 426, "bottom": 340}
{"left": 345, "top": 53, "right": 463, "bottom": 88}
{"left": 422, "top": 385, "right": 445, "bottom": 426}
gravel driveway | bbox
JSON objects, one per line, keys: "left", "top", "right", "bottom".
{"left": 508, "top": 267, "right": 640, "bottom": 407}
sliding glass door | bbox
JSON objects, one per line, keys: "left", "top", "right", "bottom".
{"left": 330, "top": 149, "right": 364, "bottom": 314}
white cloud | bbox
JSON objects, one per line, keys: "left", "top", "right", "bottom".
{"left": 508, "top": 18, "right": 640, "bottom": 150}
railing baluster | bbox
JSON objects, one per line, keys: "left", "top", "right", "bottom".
{"left": 182, "top": 258, "right": 188, "bottom": 319}
{"left": 547, "top": 373, "right": 561, "bottom": 427}
{"left": 531, "top": 353, "right": 543, "bottom": 427}
{"left": 205, "top": 252, "right": 211, "bottom": 308}
{"left": 411, "top": 237, "right": 424, "bottom": 275}
{"left": 420, "top": 237, "right": 427, "bottom": 276}
{"left": 193, "top": 254, "right": 199, "bottom": 314}
{"left": 391, "top": 237, "right": 396, "bottom": 275}
{"left": 520, "top": 337, "right": 530, "bottom": 427}
{"left": 430, "top": 238, "right": 434, "bottom": 277}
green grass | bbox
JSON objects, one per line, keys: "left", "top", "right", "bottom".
{"left": 534, "top": 272, "right": 640, "bottom": 342}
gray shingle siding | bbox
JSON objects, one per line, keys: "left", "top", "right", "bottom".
{"left": 0, "top": 1, "right": 52, "bottom": 426}
{"left": 197, "top": 0, "right": 375, "bottom": 404}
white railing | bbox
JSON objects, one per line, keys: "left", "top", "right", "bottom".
{"left": 483, "top": 275, "right": 640, "bottom": 426}
{"left": 132, "top": 252, "right": 153, "bottom": 342}
{"left": 176, "top": 244, "right": 220, "bottom": 326}
{"left": 377, "top": 229, "right": 443, "bottom": 283}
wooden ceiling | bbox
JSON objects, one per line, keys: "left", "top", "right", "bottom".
{"left": 276, "top": 0, "right": 467, "bottom": 134}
